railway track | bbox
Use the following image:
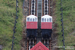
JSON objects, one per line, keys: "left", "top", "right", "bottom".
{"left": 23, "top": 0, "right": 53, "bottom": 50}
{"left": 25, "top": 39, "right": 52, "bottom": 50}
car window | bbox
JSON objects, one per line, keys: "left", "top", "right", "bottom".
{"left": 27, "top": 18, "right": 29, "bottom": 21}
{"left": 42, "top": 18, "right": 44, "bottom": 22}
{"left": 33, "top": 18, "right": 35, "bottom": 21}
{"left": 35, "top": 18, "right": 37, "bottom": 21}
{"left": 45, "top": 18, "right": 46, "bottom": 22}
{"left": 30, "top": 18, "right": 32, "bottom": 21}
{"left": 49, "top": 18, "right": 51, "bottom": 22}
{"left": 47, "top": 18, "right": 49, "bottom": 22}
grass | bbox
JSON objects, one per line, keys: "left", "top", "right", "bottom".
{"left": 0, "top": 0, "right": 75, "bottom": 50}
{"left": 55, "top": 0, "right": 75, "bottom": 47}
{"left": 0, "top": 0, "right": 23, "bottom": 50}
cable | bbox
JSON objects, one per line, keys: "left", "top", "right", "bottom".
{"left": 60, "top": 0, "right": 65, "bottom": 50}
{"left": 11, "top": 0, "right": 18, "bottom": 50}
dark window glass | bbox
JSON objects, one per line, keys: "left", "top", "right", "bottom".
{"left": 35, "top": 18, "right": 37, "bottom": 21}
{"left": 45, "top": 18, "right": 46, "bottom": 22}
{"left": 49, "top": 18, "right": 51, "bottom": 22}
{"left": 33, "top": 18, "right": 34, "bottom": 21}
{"left": 30, "top": 18, "right": 32, "bottom": 21}
{"left": 42, "top": 18, "right": 44, "bottom": 22}
{"left": 47, "top": 18, "right": 49, "bottom": 22}
{"left": 27, "top": 18, "right": 29, "bottom": 21}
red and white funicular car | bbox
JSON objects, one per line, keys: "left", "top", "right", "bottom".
{"left": 41, "top": 15, "right": 52, "bottom": 38}
{"left": 26, "top": 15, "right": 38, "bottom": 29}
{"left": 26, "top": 15, "right": 38, "bottom": 38}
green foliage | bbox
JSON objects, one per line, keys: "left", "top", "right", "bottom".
{"left": 0, "top": 0, "right": 23, "bottom": 50}
{"left": 55, "top": 0, "right": 75, "bottom": 46}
